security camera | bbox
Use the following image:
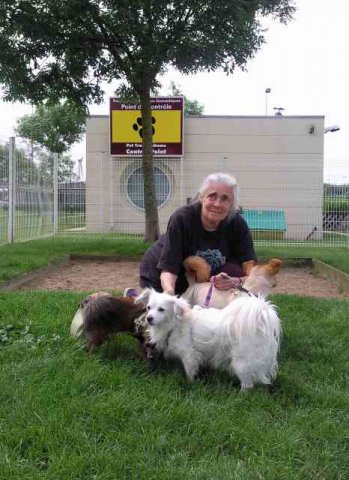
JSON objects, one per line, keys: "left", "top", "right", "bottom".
{"left": 324, "top": 125, "right": 340, "bottom": 133}
{"left": 273, "top": 107, "right": 285, "bottom": 116}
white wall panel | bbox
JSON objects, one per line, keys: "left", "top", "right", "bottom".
{"left": 86, "top": 115, "right": 324, "bottom": 239}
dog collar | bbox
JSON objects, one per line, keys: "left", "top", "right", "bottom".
{"left": 236, "top": 285, "right": 254, "bottom": 296}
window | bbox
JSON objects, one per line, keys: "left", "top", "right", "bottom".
{"left": 126, "top": 166, "right": 170, "bottom": 209}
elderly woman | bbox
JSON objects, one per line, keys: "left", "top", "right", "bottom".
{"left": 135, "top": 172, "right": 256, "bottom": 296}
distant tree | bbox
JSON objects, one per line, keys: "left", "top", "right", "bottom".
{"left": 0, "top": 1, "right": 295, "bottom": 241}
{"left": 168, "top": 82, "right": 204, "bottom": 116}
{"left": 0, "top": 140, "right": 77, "bottom": 188}
{"left": 15, "top": 103, "right": 84, "bottom": 185}
{"left": 0, "top": 142, "right": 38, "bottom": 186}
{"left": 36, "top": 150, "right": 78, "bottom": 184}
{"left": 324, "top": 182, "right": 349, "bottom": 198}
{"left": 0, "top": 144, "right": 9, "bottom": 184}
{"left": 15, "top": 102, "right": 86, "bottom": 155}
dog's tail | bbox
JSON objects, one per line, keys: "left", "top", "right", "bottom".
{"left": 220, "top": 295, "right": 281, "bottom": 389}
{"left": 70, "top": 308, "right": 85, "bottom": 338}
{"left": 183, "top": 256, "right": 211, "bottom": 284}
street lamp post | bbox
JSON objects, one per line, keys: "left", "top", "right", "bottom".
{"left": 265, "top": 88, "right": 271, "bottom": 115}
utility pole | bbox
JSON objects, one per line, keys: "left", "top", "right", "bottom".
{"left": 265, "top": 88, "right": 271, "bottom": 115}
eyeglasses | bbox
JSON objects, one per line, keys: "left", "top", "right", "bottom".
{"left": 204, "top": 192, "right": 233, "bottom": 204}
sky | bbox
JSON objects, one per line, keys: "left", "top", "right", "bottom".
{"left": 0, "top": 0, "right": 348, "bottom": 184}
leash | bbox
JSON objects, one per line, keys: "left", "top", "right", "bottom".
{"left": 203, "top": 276, "right": 254, "bottom": 307}
{"left": 235, "top": 285, "right": 254, "bottom": 297}
{"left": 203, "top": 276, "right": 216, "bottom": 307}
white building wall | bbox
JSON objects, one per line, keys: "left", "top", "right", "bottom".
{"left": 86, "top": 115, "right": 324, "bottom": 239}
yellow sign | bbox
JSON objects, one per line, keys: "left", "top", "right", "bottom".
{"left": 110, "top": 97, "right": 184, "bottom": 156}
{"left": 111, "top": 109, "right": 182, "bottom": 143}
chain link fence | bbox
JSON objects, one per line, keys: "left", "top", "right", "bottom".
{"left": 0, "top": 137, "right": 54, "bottom": 244}
{"left": 322, "top": 160, "right": 349, "bottom": 246}
{"left": 0, "top": 137, "right": 348, "bottom": 247}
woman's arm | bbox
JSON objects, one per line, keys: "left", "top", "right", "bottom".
{"left": 157, "top": 206, "right": 190, "bottom": 276}
{"left": 160, "top": 271, "right": 177, "bottom": 295}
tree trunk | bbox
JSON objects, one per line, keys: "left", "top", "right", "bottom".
{"left": 140, "top": 81, "right": 160, "bottom": 242}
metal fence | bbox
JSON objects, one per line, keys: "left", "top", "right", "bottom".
{"left": 0, "top": 137, "right": 348, "bottom": 247}
{"left": 0, "top": 137, "right": 54, "bottom": 244}
{"left": 58, "top": 181, "right": 86, "bottom": 233}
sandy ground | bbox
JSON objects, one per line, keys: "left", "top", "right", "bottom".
{"left": 17, "top": 259, "right": 349, "bottom": 299}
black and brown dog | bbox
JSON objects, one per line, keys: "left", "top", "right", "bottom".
{"left": 78, "top": 292, "right": 149, "bottom": 355}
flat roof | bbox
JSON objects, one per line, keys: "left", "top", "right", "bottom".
{"left": 89, "top": 114, "right": 324, "bottom": 119}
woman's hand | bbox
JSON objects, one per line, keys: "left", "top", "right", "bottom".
{"left": 160, "top": 271, "right": 177, "bottom": 295}
{"left": 212, "top": 272, "right": 245, "bottom": 291}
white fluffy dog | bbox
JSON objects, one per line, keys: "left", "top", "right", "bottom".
{"left": 137, "top": 289, "right": 281, "bottom": 390}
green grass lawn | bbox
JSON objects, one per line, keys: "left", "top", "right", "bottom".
{"left": 0, "top": 238, "right": 348, "bottom": 478}
{"left": 0, "top": 211, "right": 86, "bottom": 244}
{"left": 0, "top": 291, "right": 348, "bottom": 479}
{"left": 58, "top": 213, "right": 85, "bottom": 230}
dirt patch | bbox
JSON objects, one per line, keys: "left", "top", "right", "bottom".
{"left": 17, "top": 260, "right": 349, "bottom": 299}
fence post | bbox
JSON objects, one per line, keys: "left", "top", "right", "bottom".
{"left": 180, "top": 156, "right": 184, "bottom": 206}
{"left": 53, "top": 152, "right": 58, "bottom": 236}
{"left": 7, "top": 137, "right": 15, "bottom": 243}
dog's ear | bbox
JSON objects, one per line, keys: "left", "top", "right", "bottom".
{"left": 173, "top": 297, "right": 191, "bottom": 319}
{"left": 268, "top": 259, "right": 282, "bottom": 273}
{"left": 135, "top": 288, "right": 152, "bottom": 305}
{"left": 242, "top": 260, "right": 256, "bottom": 276}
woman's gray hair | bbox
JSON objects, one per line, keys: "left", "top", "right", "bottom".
{"left": 191, "top": 172, "right": 239, "bottom": 216}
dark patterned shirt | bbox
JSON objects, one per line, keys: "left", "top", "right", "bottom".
{"left": 140, "top": 202, "right": 256, "bottom": 285}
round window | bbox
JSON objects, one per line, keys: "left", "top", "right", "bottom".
{"left": 126, "top": 166, "right": 170, "bottom": 209}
